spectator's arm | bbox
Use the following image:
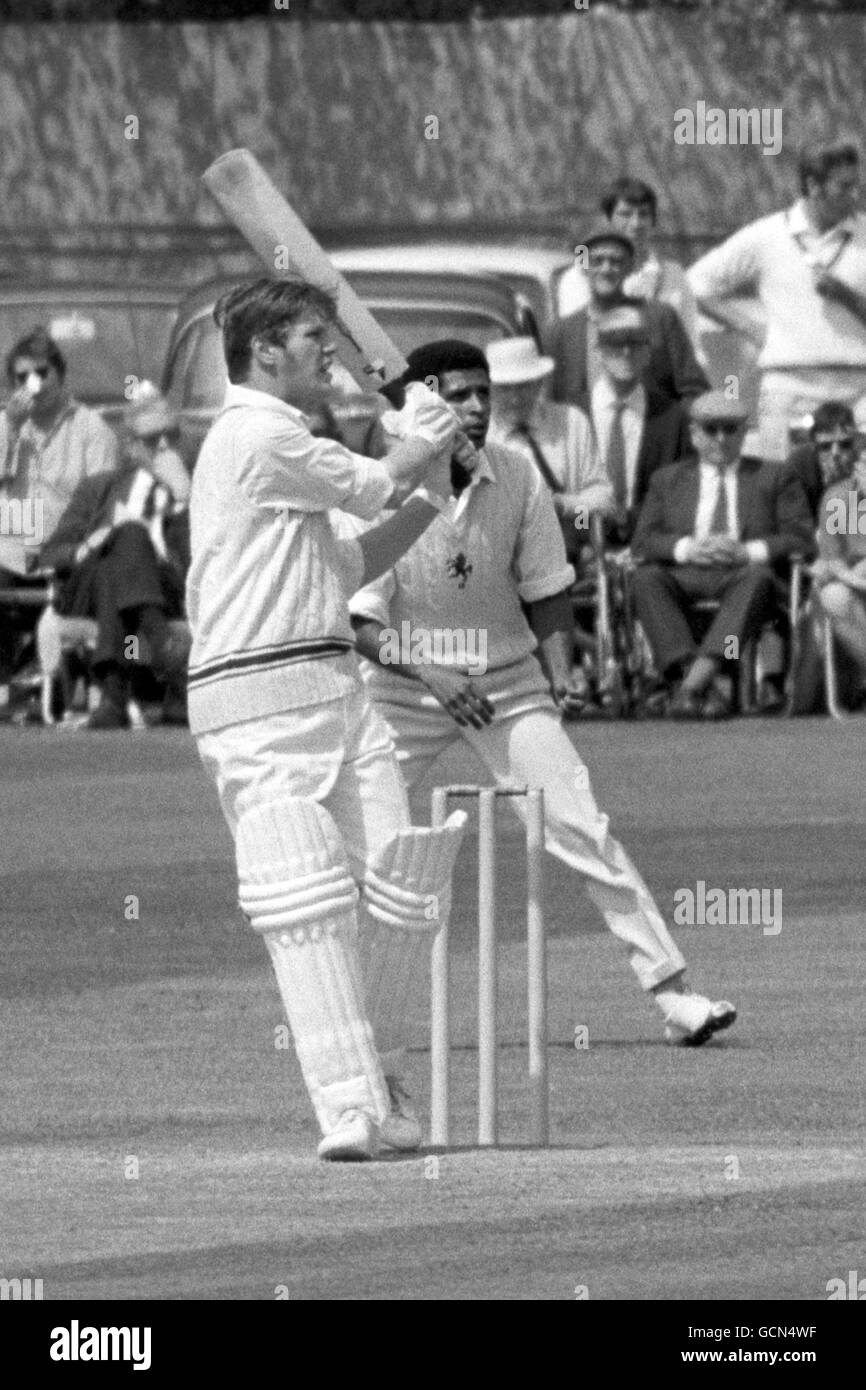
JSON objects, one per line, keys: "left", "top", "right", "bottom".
{"left": 39, "top": 475, "right": 107, "bottom": 572}
{"left": 662, "top": 304, "right": 709, "bottom": 402}
{"left": 631, "top": 469, "right": 685, "bottom": 563}
{"left": 687, "top": 226, "right": 761, "bottom": 308}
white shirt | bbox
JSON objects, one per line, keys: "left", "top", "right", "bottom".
{"left": 589, "top": 378, "right": 646, "bottom": 509}
{"left": 349, "top": 440, "right": 574, "bottom": 675}
{"left": 672, "top": 461, "right": 769, "bottom": 564}
{"left": 487, "top": 397, "right": 610, "bottom": 503}
{"left": 186, "top": 382, "right": 393, "bottom": 734}
{"left": 688, "top": 200, "right": 866, "bottom": 370}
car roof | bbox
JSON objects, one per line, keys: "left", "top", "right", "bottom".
{"left": 0, "top": 283, "right": 180, "bottom": 306}
{"left": 331, "top": 242, "right": 573, "bottom": 281}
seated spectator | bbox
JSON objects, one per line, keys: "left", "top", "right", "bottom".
{"left": 0, "top": 325, "right": 119, "bottom": 679}
{"left": 551, "top": 222, "right": 707, "bottom": 415}
{"left": 786, "top": 400, "right": 857, "bottom": 522}
{"left": 486, "top": 335, "right": 611, "bottom": 560}
{"left": 558, "top": 177, "right": 700, "bottom": 348}
{"left": 40, "top": 385, "right": 190, "bottom": 730}
{"left": 632, "top": 390, "right": 815, "bottom": 720}
{"left": 589, "top": 304, "right": 696, "bottom": 546}
{"left": 811, "top": 441, "right": 866, "bottom": 707}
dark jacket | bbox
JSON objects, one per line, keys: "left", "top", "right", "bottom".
{"left": 632, "top": 455, "right": 816, "bottom": 568}
{"left": 551, "top": 300, "right": 708, "bottom": 414}
{"left": 41, "top": 468, "right": 189, "bottom": 577}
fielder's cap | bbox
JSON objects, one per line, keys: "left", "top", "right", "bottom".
{"left": 487, "top": 336, "right": 555, "bottom": 385}
{"left": 596, "top": 305, "right": 650, "bottom": 344}
{"left": 124, "top": 380, "right": 178, "bottom": 437}
{"left": 689, "top": 390, "right": 749, "bottom": 424}
{"left": 578, "top": 219, "right": 635, "bottom": 259}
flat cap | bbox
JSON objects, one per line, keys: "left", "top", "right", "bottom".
{"left": 577, "top": 219, "right": 635, "bottom": 258}
{"left": 596, "top": 304, "right": 650, "bottom": 343}
{"left": 689, "top": 389, "right": 749, "bottom": 423}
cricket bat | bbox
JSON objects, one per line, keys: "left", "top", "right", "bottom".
{"left": 201, "top": 148, "right": 409, "bottom": 392}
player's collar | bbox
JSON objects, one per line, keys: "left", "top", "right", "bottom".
{"left": 223, "top": 382, "right": 310, "bottom": 422}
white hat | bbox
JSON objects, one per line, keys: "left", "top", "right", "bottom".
{"left": 487, "top": 336, "right": 555, "bottom": 385}
{"left": 124, "top": 379, "right": 178, "bottom": 437}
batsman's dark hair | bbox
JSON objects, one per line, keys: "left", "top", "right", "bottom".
{"left": 810, "top": 400, "right": 856, "bottom": 437}
{"left": 798, "top": 140, "right": 859, "bottom": 196}
{"left": 600, "top": 176, "right": 658, "bottom": 224}
{"left": 402, "top": 339, "right": 489, "bottom": 390}
{"left": 6, "top": 325, "right": 66, "bottom": 383}
{"left": 214, "top": 277, "right": 338, "bottom": 383}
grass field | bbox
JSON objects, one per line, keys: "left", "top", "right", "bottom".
{"left": 1, "top": 717, "right": 865, "bottom": 1301}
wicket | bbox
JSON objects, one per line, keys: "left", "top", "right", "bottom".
{"left": 430, "top": 785, "right": 548, "bottom": 1148}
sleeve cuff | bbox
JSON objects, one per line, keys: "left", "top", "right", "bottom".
{"left": 517, "top": 565, "right": 576, "bottom": 604}
{"left": 348, "top": 588, "right": 392, "bottom": 628}
{"left": 745, "top": 540, "right": 770, "bottom": 564}
{"left": 673, "top": 537, "right": 694, "bottom": 564}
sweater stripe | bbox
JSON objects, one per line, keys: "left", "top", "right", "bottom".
{"left": 188, "top": 638, "right": 354, "bottom": 689}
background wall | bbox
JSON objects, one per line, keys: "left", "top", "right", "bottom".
{"left": 0, "top": 8, "right": 863, "bottom": 284}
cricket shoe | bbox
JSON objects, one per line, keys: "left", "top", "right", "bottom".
{"left": 317, "top": 1108, "right": 380, "bottom": 1162}
{"left": 664, "top": 994, "right": 737, "bottom": 1047}
{"left": 379, "top": 1075, "right": 423, "bottom": 1152}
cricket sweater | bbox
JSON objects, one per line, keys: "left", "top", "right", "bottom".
{"left": 186, "top": 384, "right": 393, "bottom": 735}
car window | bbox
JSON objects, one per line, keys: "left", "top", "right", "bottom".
{"left": 0, "top": 301, "right": 177, "bottom": 407}
{"left": 164, "top": 318, "right": 228, "bottom": 411}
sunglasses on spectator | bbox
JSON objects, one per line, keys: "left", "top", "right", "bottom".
{"left": 699, "top": 420, "right": 741, "bottom": 437}
{"left": 136, "top": 427, "right": 181, "bottom": 447}
{"left": 815, "top": 433, "right": 855, "bottom": 450}
{"left": 13, "top": 365, "right": 50, "bottom": 385}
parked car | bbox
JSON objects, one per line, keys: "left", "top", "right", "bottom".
{"left": 161, "top": 263, "right": 544, "bottom": 460}
{"left": 0, "top": 284, "right": 182, "bottom": 432}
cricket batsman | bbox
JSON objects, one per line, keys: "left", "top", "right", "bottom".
{"left": 186, "top": 280, "right": 467, "bottom": 1162}
{"left": 349, "top": 340, "right": 737, "bottom": 1046}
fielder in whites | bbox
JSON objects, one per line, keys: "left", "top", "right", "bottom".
{"left": 186, "top": 280, "right": 467, "bottom": 1162}
{"left": 349, "top": 339, "right": 737, "bottom": 1047}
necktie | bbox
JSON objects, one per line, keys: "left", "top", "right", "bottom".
{"left": 707, "top": 468, "right": 730, "bottom": 536}
{"left": 513, "top": 422, "right": 561, "bottom": 494}
{"left": 606, "top": 401, "right": 627, "bottom": 507}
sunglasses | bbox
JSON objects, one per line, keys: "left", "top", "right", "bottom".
{"left": 815, "top": 434, "right": 855, "bottom": 450}
{"left": 699, "top": 420, "right": 742, "bottom": 437}
{"left": 13, "top": 365, "right": 50, "bottom": 385}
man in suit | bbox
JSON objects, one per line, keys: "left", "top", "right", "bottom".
{"left": 632, "top": 390, "right": 815, "bottom": 719}
{"left": 590, "top": 304, "right": 695, "bottom": 545}
{"left": 551, "top": 221, "right": 708, "bottom": 415}
{"left": 40, "top": 386, "right": 191, "bottom": 728}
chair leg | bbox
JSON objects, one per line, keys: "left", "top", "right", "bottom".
{"left": 824, "top": 619, "right": 848, "bottom": 721}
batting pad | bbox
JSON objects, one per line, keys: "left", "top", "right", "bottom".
{"left": 359, "top": 812, "right": 467, "bottom": 1057}
{"left": 235, "top": 797, "right": 390, "bottom": 1136}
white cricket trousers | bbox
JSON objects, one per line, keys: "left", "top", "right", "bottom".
{"left": 365, "top": 658, "right": 686, "bottom": 991}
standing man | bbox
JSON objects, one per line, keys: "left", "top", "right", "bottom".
{"left": 552, "top": 222, "right": 707, "bottom": 414}
{"left": 689, "top": 140, "right": 866, "bottom": 461}
{"left": 558, "top": 177, "right": 700, "bottom": 349}
{"left": 0, "top": 327, "right": 119, "bottom": 681}
{"left": 350, "top": 340, "right": 737, "bottom": 1048}
{"left": 632, "top": 391, "right": 815, "bottom": 719}
{"left": 188, "top": 279, "right": 467, "bottom": 1162}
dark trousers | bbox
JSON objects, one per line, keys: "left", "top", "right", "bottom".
{"left": 634, "top": 562, "right": 777, "bottom": 678}
{"left": 57, "top": 521, "right": 182, "bottom": 670}
{"left": 0, "top": 567, "right": 48, "bottom": 678}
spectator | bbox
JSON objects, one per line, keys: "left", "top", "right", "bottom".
{"left": 632, "top": 390, "right": 815, "bottom": 720}
{"left": 0, "top": 326, "right": 119, "bottom": 679}
{"left": 558, "top": 177, "right": 700, "bottom": 347}
{"left": 812, "top": 441, "right": 866, "bottom": 707}
{"left": 786, "top": 401, "right": 857, "bottom": 523}
{"left": 40, "top": 385, "right": 190, "bottom": 730}
{"left": 486, "top": 335, "right": 610, "bottom": 561}
{"left": 551, "top": 222, "right": 707, "bottom": 414}
{"left": 689, "top": 140, "right": 866, "bottom": 462}
{"left": 589, "top": 304, "right": 695, "bottom": 546}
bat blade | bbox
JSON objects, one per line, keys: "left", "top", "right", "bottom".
{"left": 202, "top": 148, "right": 408, "bottom": 390}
